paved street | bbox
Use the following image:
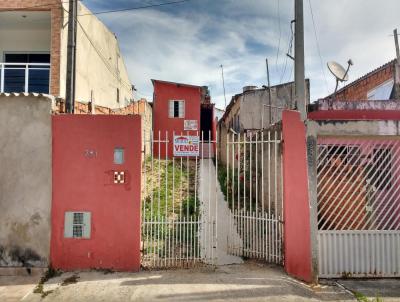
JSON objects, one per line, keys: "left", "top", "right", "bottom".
{"left": 1, "top": 262, "right": 355, "bottom": 302}
{"left": 337, "top": 279, "right": 400, "bottom": 302}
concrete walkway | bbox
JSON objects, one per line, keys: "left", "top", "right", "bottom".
{"left": 20, "top": 262, "right": 355, "bottom": 302}
{"left": 197, "top": 159, "right": 243, "bottom": 265}
{"left": 0, "top": 274, "right": 41, "bottom": 302}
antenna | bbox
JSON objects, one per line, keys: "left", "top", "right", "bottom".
{"left": 327, "top": 59, "right": 353, "bottom": 97}
{"left": 220, "top": 64, "right": 227, "bottom": 109}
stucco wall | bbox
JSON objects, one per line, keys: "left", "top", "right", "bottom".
{"left": 0, "top": 16, "right": 51, "bottom": 59}
{"left": 282, "top": 110, "right": 313, "bottom": 283}
{"left": 0, "top": 94, "right": 52, "bottom": 267}
{"left": 222, "top": 80, "right": 310, "bottom": 132}
{"left": 51, "top": 115, "right": 141, "bottom": 271}
{"left": 153, "top": 81, "right": 201, "bottom": 158}
{"left": 60, "top": 2, "right": 132, "bottom": 109}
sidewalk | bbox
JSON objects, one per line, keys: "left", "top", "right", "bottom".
{"left": 16, "top": 262, "right": 355, "bottom": 302}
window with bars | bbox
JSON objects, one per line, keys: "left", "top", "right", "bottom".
{"left": 318, "top": 145, "right": 361, "bottom": 168}
{"left": 64, "top": 211, "right": 91, "bottom": 239}
{"left": 168, "top": 100, "right": 185, "bottom": 118}
{"left": 370, "top": 148, "right": 392, "bottom": 190}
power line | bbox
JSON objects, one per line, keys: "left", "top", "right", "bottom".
{"left": 78, "top": 0, "right": 193, "bottom": 16}
{"left": 77, "top": 19, "right": 132, "bottom": 91}
{"left": 308, "top": 0, "right": 329, "bottom": 94}
{"left": 279, "top": 22, "right": 294, "bottom": 84}
{"left": 274, "top": 0, "right": 281, "bottom": 74}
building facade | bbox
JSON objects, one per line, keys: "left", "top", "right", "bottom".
{"left": 152, "top": 79, "right": 215, "bottom": 158}
{"left": 0, "top": 0, "right": 132, "bottom": 108}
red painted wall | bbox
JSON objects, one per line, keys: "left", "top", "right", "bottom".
{"left": 153, "top": 81, "right": 201, "bottom": 158}
{"left": 282, "top": 110, "right": 312, "bottom": 283}
{"left": 51, "top": 115, "right": 141, "bottom": 271}
{"left": 308, "top": 110, "right": 400, "bottom": 120}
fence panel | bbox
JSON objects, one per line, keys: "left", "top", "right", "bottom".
{"left": 225, "top": 130, "right": 283, "bottom": 264}
{"left": 141, "top": 130, "right": 217, "bottom": 268}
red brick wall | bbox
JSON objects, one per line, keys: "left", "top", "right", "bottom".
{"left": 55, "top": 98, "right": 150, "bottom": 115}
{"left": 0, "top": 0, "right": 62, "bottom": 96}
{"left": 335, "top": 62, "right": 394, "bottom": 101}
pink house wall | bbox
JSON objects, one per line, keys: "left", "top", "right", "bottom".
{"left": 51, "top": 115, "right": 141, "bottom": 271}
{"left": 282, "top": 110, "right": 313, "bottom": 283}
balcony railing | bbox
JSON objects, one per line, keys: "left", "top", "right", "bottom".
{"left": 0, "top": 63, "right": 50, "bottom": 94}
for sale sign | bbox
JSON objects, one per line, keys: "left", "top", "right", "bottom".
{"left": 173, "top": 135, "right": 200, "bottom": 157}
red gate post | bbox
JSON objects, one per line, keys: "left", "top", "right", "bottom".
{"left": 282, "top": 110, "right": 313, "bottom": 283}
{"left": 51, "top": 115, "right": 141, "bottom": 271}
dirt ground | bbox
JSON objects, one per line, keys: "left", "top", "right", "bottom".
{"left": 1, "top": 262, "right": 357, "bottom": 302}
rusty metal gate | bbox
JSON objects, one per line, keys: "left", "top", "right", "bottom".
{"left": 317, "top": 137, "right": 400, "bottom": 277}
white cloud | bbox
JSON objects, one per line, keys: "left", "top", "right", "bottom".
{"left": 88, "top": 0, "right": 400, "bottom": 107}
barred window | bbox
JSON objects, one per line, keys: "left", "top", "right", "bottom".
{"left": 64, "top": 212, "right": 91, "bottom": 239}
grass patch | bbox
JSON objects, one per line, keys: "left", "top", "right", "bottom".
{"left": 354, "top": 291, "right": 383, "bottom": 302}
{"left": 143, "top": 156, "right": 199, "bottom": 219}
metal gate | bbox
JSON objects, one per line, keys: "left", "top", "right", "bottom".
{"left": 225, "top": 130, "right": 284, "bottom": 264}
{"left": 317, "top": 137, "right": 400, "bottom": 277}
{"left": 141, "top": 131, "right": 217, "bottom": 268}
{"left": 141, "top": 129, "right": 284, "bottom": 268}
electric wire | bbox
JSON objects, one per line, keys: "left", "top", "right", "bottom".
{"left": 308, "top": 0, "right": 329, "bottom": 94}
{"left": 274, "top": 0, "right": 282, "bottom": 74}
{"left": 78, "top": 0, "right": 193, "bottom": 16}
{"left": 279, "top": 22, "right": 294, "bottom": 84}
{"left": 77, "top": 19, "right": 132, "bottom": 91}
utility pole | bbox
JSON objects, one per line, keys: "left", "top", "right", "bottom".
{"left": 394, "top": 29, "right": 400, "bottom": 63}
{"left": 294, "top": 0, "right": 306, "bottom": 120}
{"left": 220, "top": 64, "right": 227, "bottom": 110}
{"left": 393, "top": 29, "right": 400, "bottom": 99}
{"left": 266, "top": 58, "right": 272, "bottom": 125}
{"left": 65, "top": 0, "right": 78, "bottom": 113}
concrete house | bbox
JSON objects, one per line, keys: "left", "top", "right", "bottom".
{"left": 220, "top": 80, "right": 310, "bottom": 133}
{"left": 152, "top": 79, "right": 216, "bottom": 158}
{"left": 0, "top": 0, "right": 133, "bottom": 108}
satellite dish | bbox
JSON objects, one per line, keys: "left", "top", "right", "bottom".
{"left": 327, "top": 61, "right": 349, "bottom": 81}
{"left": 327, "top": 59, "right": 353, "bottom": 96}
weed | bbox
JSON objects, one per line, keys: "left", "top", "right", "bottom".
{"left": 32, "top": 266, "right": 61, "bottom": 298}
{"left": 61, "top": 274, "right": 79, "bottom": 286}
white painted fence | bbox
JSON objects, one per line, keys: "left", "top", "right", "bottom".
{"left": 225, "top": 130, "right": 284, "bottom": 264}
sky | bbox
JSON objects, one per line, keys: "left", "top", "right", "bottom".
{"left": 81, "top": 0, "right": 400, "bottom": 109}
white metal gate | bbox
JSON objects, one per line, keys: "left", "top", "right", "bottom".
{"left": 317, "top": 137, "right": 400, "bottom": 277}
{"left": 141, "top": 131, "right": 217, "bottom": 268}
{"left": 225, "top": 130, "right": 283, "bottom": 264}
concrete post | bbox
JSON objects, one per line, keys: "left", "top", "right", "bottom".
{"left": 306, "top": 121, "right": 319, "bottom": 283}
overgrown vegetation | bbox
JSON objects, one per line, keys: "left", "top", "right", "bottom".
{"left": 143, "top": 157, "right": 199, "bottom": 219}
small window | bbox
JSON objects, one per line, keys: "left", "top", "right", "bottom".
{"left": 367, "top": 79, "right": 394, "bottom": 100}
{"left": 114, "top": 148, "right": 124, "bottom": 164}
{"left": 117, "top": 88, "right": 120, "bottom": 103}
{"left": 169, "top": 100, "right": 185, "bottom": 118}
{"left": 64, "top": 211, "right": 91, "bottom": 239}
